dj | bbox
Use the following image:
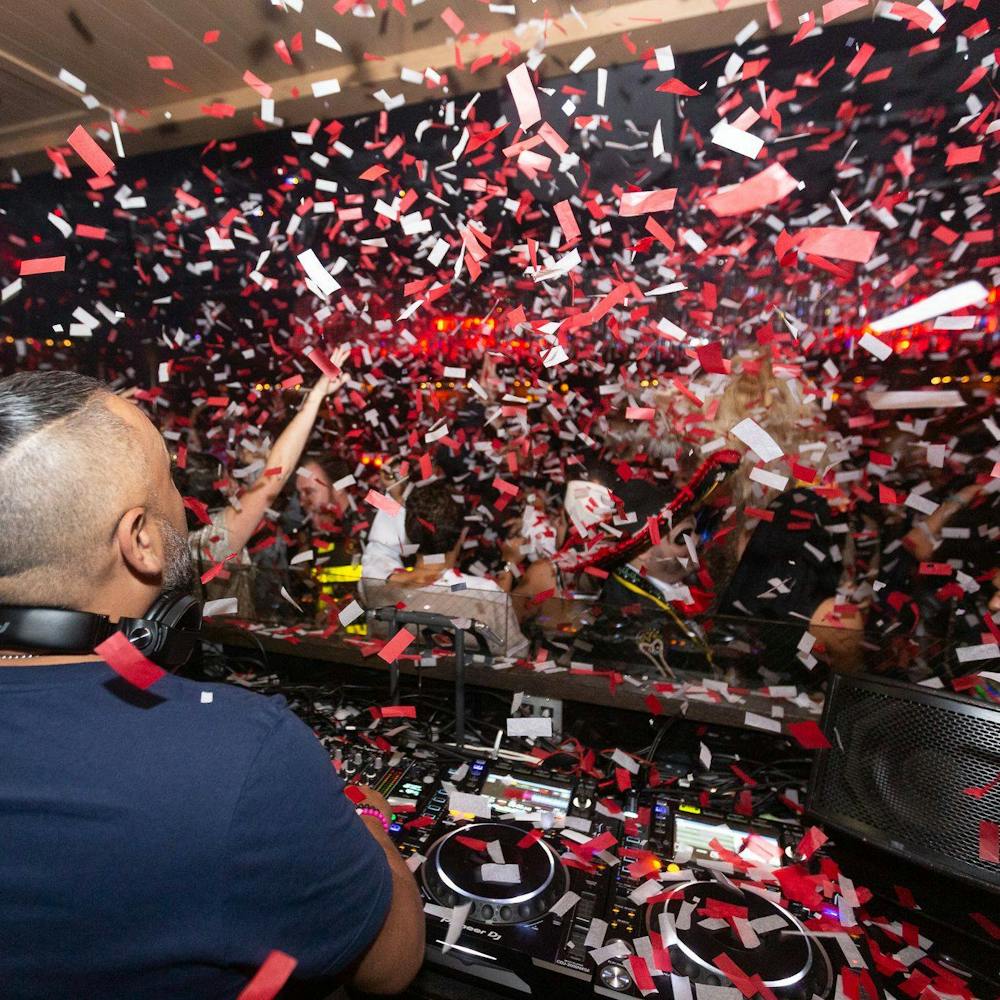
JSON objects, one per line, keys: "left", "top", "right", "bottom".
{"left": 0, "top": 371, "right": 424, "bottom": 998}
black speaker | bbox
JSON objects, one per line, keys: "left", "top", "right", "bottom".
{"left": 808, "top": 673, "right": 1000, "bottom": 891}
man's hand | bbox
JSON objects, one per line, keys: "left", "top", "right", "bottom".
{"left": 352, "top": 784, "right": 393, "bottom": 826}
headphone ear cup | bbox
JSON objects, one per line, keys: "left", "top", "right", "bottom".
{"left": 119, "top": 617, "right": 165, "bottom": 657}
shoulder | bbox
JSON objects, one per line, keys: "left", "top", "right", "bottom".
{"left": 151, "top": 672, "right": 296, "bottom": 748}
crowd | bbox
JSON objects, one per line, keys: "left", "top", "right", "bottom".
{"left": 168, "top": 332, "right": 1000, "bottom": 691}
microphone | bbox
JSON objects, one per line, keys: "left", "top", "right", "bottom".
{"left": 366, "top": 606, "right": 502, "bottom": 652}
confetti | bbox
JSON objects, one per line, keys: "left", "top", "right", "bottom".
{"left": 235, "top": 950, "right": 298, "bottom": 1000}
{"left": 506, "top": 64, "right": 541, "bottom": 129}
{"left": 66, "top": 125, "right": 115, "bottom": 178}
{"left": 94, "top": 632, "right": 166, "bottom": 691}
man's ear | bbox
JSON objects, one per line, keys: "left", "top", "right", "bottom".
{"left": 115, "top": 506, "right": 165, "bottom": 580}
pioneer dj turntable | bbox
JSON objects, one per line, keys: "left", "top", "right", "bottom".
{"left": 422, "top": 821, "right": 571, "bottom": 925}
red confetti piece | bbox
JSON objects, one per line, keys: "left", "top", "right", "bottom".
{"left": 788, "top": 719, "right": 831, "bottom": 750}
{"left": 94, "top": 631, "right": 166, "bottom": 691}
{"left": 979, "top": 821, "right": 999, "bottom": 864}
{"left": 19, "top": 257, "right": 65, "bottom": 276}
{"left": 795, "top": 825, "right": 829, "bottom": 859}
{"left": 235, "top": 950, "right": 298, "bottom": 1000}
{"left": 822, "top": 0, "right": 867, "bottom": 23}
{"left": 845, "top": 42, "right": 875, "bottom": 77}
{"left": 440, "top": 6, "right": 464, "bottom": 33}
{"left": 656, "top": 78, "right": 699, "bottom": 96}
{"left": 517, "top": 828, "right": 544, "bottom": 849}
{"left": 377, "top": 627, "right": 415, "bottom": 664}
{"left": 380, "top": 704, "right": 417, "bottom": 718}
{"left": 704, "top": 162, "right": 798, "bottom": 217}
{"left": 619, "top": 188, "right": 677, "bottom": 217}
{"left": 203, "top": 29, "right": 220, "bottom": 44}
{"left": 455, "top": 835, "right": 489, "bottom": 852}
{"left": 147, "top": 55, "right": 174, "bottom": 70}
{"left": 798, "top": 227, "right": 879, "bottom": 263}
{"left": 67, "top": 125, "right": 115, "bottom": 178}
{"left": 365, "top": 489, "right": 403, "bottom": 517}
{"left": 74, "top": 224, "right": 107, "bottom": 239}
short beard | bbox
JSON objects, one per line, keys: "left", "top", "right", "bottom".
{"left": 159, "top": 517, "right": 195, "bottom": 593}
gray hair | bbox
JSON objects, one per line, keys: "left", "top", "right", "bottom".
{"left": 0, "top": 371, "right": 147, "bottom": 603}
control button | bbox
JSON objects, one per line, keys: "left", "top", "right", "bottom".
{"left": 499, "top": 906, "right": 513, "bottom": 921}
{"left": 518, "top": 902, "right": 534, "bottom": 919}
{"left": 599, "top": 964, "right": 633, "bottom": 992}
{"left": 654, "top": 803, "right": 668, "bottom": 815}
{"left": 481, "top": 905, "right": 494, "bottom": 920}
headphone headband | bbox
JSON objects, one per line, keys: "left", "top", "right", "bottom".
{"left": 0, "top": 592, "right": 203, "bottom": 669}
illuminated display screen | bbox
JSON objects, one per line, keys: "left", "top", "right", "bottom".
{"left": 673, "top": 815, "right": 782, "bottom": 866}
{"left": 480, "top": 773, "right": 573, "bottom": 815}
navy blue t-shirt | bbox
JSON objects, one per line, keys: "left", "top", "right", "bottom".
{"left": 0, "top": 660, "right": 392, "bottom": 999}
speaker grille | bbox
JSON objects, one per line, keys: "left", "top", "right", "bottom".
{"left": 809, "top": 675, "right": 1000, "bottom": 888}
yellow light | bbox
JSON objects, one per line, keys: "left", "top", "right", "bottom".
{"left": 984, "top": 375, "right": 993, "bottom": 383}
{"left": 652, "top": 379, "right": 659, "bottom": 386}
{"left": 667, "top": 862, "right": 680, "bottom": 873}
{"left": 897, "top": 339, "right": 910, "bottom": 351}
{"left": 4, "top": 336, "right": 13, "bottom": 343}
{"left": 559, "top": 383, "right": 569, "bottom": 393}
{"left": 44, "top": 338, "right": 54, "bottom": 347}
{"left": 853, "top": 375, "right": 863, "bottom": 384}
{"left": 960, "top": 375, "right": 970, "bottom": 383}
{"left": 930, "top": 377, "right": 941, "bottom": 385}
{"left": 435, "top": 381, "right": 442, "bottom": 388}
{"left": 63, "top": 339, "right": 71, "bottom": 347}
{"left": 942, "top": 376, "right": 952, "bottom": 384}
{"left": 640, "top": 379, "right": 649, "bottom": 387}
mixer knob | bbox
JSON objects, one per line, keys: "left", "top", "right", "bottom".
{"left": 423, "top": 774, "right": 435, "bottom": 783}
{"left": 363, "top": 767, "right": 379, "bottom": 781}
{"left": 572, "top": 795, "right": 592, "bottom": 810}
{"left": 599, "top": 963, "right": 633, "bottom": 992}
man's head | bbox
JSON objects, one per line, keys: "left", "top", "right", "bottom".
{"left": 296, "top": 456, "right": 350, "bottom": 519}
{"left": 404, "top": 481, "right": 463, "bottom": 557}
{"left": 0, "top": 371, "right": 191, "bottom": 621}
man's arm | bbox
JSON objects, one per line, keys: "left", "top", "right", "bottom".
{"left": 222, "top": 345, "right": 350, "bottom": 553}
{"left": 350, "top": 813, "right": 426, "bottom": 994}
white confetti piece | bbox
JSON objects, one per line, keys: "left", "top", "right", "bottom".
{"left": 448, "top": 792, "right": 492, "bottom": 817}
{"left": 338, "top": 600, "right": 364, "bottom": 626}
{"left": 869, "top": 280, "right": 987, "bottom": 333}
{"left": 506, "top": 716, "right": 553, "bottom": 737}
{"left": 858, "top": 332, "right": 893, "bottom": 361}
{"left": 480, "top": 864, "right": 521, "bottom": 883}
{"left": 297, "top": 248, "right": 340, "bottom": 298}
{"left": 731, "top": 418, "right": 784, "bottom": 463}
{"left": 712, "top": 122, "right": 764, "bottom": 160}
{"left": 311, "top": 78, "right": 341, "bottom": 98}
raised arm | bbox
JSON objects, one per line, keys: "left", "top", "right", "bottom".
{"left": 221, "top": 344, "right": 350, "bottom": 554}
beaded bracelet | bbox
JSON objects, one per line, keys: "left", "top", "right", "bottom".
{"left": 356, "top": 805, "right": 390, "bottom": 833}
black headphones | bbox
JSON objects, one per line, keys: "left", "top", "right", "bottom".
{"left": 0, "top": 591, "right": 203, "bottom": 669}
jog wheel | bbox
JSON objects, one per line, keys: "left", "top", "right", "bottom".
{"left": 646, "top": 880, "right": 823, "bottom": 997}
{"left": 422, "top": 822, "right": 570, "bottom": 926}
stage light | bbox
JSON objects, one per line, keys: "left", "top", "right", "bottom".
{"left": 931, "top": 377, "right": 941, "bottom": 385}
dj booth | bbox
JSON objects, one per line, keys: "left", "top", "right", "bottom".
{"left": 196, "top": 592, "right": 1000, "bottom": 1000}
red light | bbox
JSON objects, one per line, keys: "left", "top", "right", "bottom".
{"left": 32, "top": 235, "right": 41, "bottom": 244}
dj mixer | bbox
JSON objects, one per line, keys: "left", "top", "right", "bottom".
{"left": 331, "top": 741, "right": 882, "bottom": 1000}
